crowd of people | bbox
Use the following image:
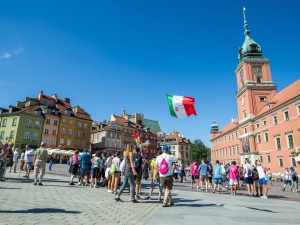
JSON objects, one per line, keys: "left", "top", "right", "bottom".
{"left": 1, "top": 140, "right": 299, "bottom": 205}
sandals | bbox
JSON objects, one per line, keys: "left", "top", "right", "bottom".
{"left": 162, "top": 202, "right": 169, "bottom": 207}
{"left": 170, "top": 201, "right": 175, "bottom": 206}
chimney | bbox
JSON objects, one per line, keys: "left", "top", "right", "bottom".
{"left": 64, "top": 98, "right": 70, "bottom": 103}
{"left": 231, "top": 118, "right": 235, "bottom": 122}
{"left": 122, "top": 109, "right": 126, "bottom": 118}
{"left": 38, "top": 90, "right": 43, "bottom": 100}
{"left": 52, "top": 94, "right": 58, "bottom": 102}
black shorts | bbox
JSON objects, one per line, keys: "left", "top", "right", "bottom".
{"left": 92, "top": 167, "right": 100, "bottom": 178}
{"left": 70, "top": 164, "right": 79, "bottom": 175}
{"left": 192, "top": 175, "right": 199, "bottom": 182}
{"left": 100, "top": 168, "right": 106, "bottom": 178}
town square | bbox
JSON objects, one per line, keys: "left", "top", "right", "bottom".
{"left": 0, "top": 1, "right": 299, "bottom": 225}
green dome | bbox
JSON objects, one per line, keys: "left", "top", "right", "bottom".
{"left": 238, "top": 8, "right": 263, "bottom": 61}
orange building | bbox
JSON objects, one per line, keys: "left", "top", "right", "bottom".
{"left": 210, "top": 10, "right": 300, "bottom": 175}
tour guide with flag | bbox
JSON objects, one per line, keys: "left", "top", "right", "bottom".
{"left": 166, "top": 94, "right": 197, "bottom": 118}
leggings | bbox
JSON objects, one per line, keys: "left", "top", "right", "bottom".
{"left": 117, "top": 173, "right": 136, "bottom": 199}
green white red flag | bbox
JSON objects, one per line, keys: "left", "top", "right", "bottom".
{"left": 166, "top": 94, "right": 197, "bottom": 118}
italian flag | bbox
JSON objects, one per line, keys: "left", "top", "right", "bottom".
{"left": 167, "top": 94, "right": 197, "bottom": 118}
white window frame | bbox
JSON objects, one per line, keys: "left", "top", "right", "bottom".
{"left": 24, "top": 132, "right": 30, "bottom": 140}
{"left": 291, "top": 157, "right": 297, "bottom": 167}
{"left": 70, "top": 119, "right": 73, "bottom": 125}
{"left": 76, "top": 131, "right": 81, "bottom": 137}
{"left": 54, "top": 120, "right": 58, "bottom": 126}
{"left": 84, "top": 123, "right": 87, "bottom": 129}
{"left": 0, "top": 131, "right": 5, "bottom": 140}
{"left": 12, "top": 118, "right": 17, "bottom": 126}
{"left": 286, "top": 133, "right": 294, "bottom": 148}
{"left": 45, "top": 129, "right": 49, "bottom": 134}
{"left": 34, "top": 121, "right": 40, "bottom": 128}
{"left": 52, "top": 130, "right": 57, "bottom": 135}
{"left": 81, "top": 141, "right": 86, "bottom": 148}
{"left": 46, "top": 118, "right": 50, "bottom": 124}
{"left": 60, "top": 139, "right": 64, "bottom": 145}
{"left": 273, "top": 115, "right": 278, "bottom": 125}
{"left": 266, "top": 154, "right": 271, "bottom": 163}
{"left": 257, "top": 134, "right": 261, "bottom": 143}
{"left": 283, "top": 110, "right": 290, "bottom": 121}
{"left": 264, "top": 132, "right": 269, "bottom": 142}
{"left": 68, "top": 129, "right": 72, "bottom": 136}
{"left": 77, "top": 122, "right": 82, "bottom": 128}
{"left": 32, "top": 133, "right": 38, "bottom": 141}
{"left": 61, "top": 128, "right": 66, "bottom": 135}
{"left": 82, "top": 132, "right": 87, "bottom": 138}
{"left": 44, "top": 138, "right": 48, "bottom": 144}
{"left": 275, "top": 136, "right": 281, "bottom": 150}
{"left": 10, "top": 131, "right": 15, "bottom": 139}
{"left": 26, "top": 119, "right": 32, "bottom": 127}
{"left": 62, "top": 119, "right": 67, "bottom": 124}
{"left": 67, "top": 139, "right": 71, "bottom": 146}
{"left": 278, "top": 156, "right": 283, "bottom": 167}
{"left": 50, "top": 139, "right": 56, "bottom": 146}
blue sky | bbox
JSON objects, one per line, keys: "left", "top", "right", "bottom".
{"left": 1, "top": 0, "right": 299, "bottom": 146}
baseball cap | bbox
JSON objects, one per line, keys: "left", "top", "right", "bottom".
{"left": 162, "top": 145, "right": 169, "bottom": 151}
{"left": 290, "top": 166, "right": 294, "bottom": 170}
{"left": 83, "top": 148, "right": 88, "bottom": 152}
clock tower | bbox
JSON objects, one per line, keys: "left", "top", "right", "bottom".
{"left": 235, "top": 8, "right": 277, "bottom": 122}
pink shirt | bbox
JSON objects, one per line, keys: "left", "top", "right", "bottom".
{"left": 190, "top": 163, "right": 199, "bottom": 176}
{"left": 228, "top": 165, "right": 238, "bottom": 180}
{"left": 72, "top": 155, "right": 79, "bottom": 165}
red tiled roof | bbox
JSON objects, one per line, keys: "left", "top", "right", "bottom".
{"left": 163, "top": 131, "right": 191, "bottom": 144}
{"left": 256, "top": 79, "right": 300, "bottom": 117}
{"left": 7, "top": 105, "right": 41, "bottom": 115}
{"left": 218, "top": 121, "right": 238, "bottom": 134}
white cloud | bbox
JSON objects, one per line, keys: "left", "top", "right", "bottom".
{"left": 1, "top": 47, "right": 24, "bottom": 59}
{"left": 1, "top": 52, "right": 11, "bottom": 59}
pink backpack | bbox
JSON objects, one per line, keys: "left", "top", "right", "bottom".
{"left": 159, "top": 155, "right": 169, "bottom": 174}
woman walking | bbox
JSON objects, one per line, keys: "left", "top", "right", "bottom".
{"left": 115, "top": 144, "right": 138, "bottom": 203}
{"left": 91, "top": 151, "right": 101, "bottom": 188}
{"left": 69, "top": 150, "right": 79, "bottom": 185}
{"left": 112, "top": 151, "right": 121, "bottom": 194}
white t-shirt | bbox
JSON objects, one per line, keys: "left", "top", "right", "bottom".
{"left": 243, "top": 164, "right": 254, "bottom": 178}
{"left": 113, "top": 157, "right": 121, "bottom": 171}
{"left": 21, "top": 152, "right": 25, "bottom": 160}
{"left": 256, "top": 166, "right": 267, "bottom": 179}
{"left": 155, "top": 153, "right": 178, "bottom": 177}
{"left": 284, "top": 171, "right": 291, "bottom": 180}
{"left": 13, "top": 151, "right": 19, "bottom": 162}
{"left": 105, "top": 157, "right": 113, "bottom": 169}
{"left": 25, "top": 149, "right": 35, "bottom": 163}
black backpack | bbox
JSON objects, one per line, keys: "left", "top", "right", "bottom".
{"left": 292, "top": 173, "right": 298, "bottom": 181}
{"left": 133, "top": 154, "right": 142, "bottom": 170}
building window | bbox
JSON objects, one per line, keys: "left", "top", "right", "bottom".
{"left": 61, "top": 128, "right": 66, "bottom": 135}
{"left": 259, "top": 96, "right": 265, "bottom": 101}
{"left": 257, "top": 134, "right": 261, "bottom": 143}
{"left": 62, "top": 119, "right": 66, "bottom": 124}
{"left": 54, "top": 120, "right": 58, "bottom": 126}
{"left": 267, "top": 154, "right": 271, "bottom": 163}
{"left": 82, "top": 141, "right": 86, "bottom": 148}
{"left": 287, "top": 134, "right": 294, "bottom": 148}
{"left": 275, "top": 137, "right": 281, "bottom": 150}
{"left": 46, "top": 118, "right": 50, "bottom": 124}
{"left": 24, "top": 132, "right": 30, "bottom": 140}
{"left": 264, "top": 132, "right": 269, "bottom": 142}
{"left": 77, "top": 122, "right": 82, "bottom": 128}
{"left": 10, "top": 131, "right": 15, "bottom": 139}
{"left": 298, "top": 105, "right": 300, "bottom": 116}
{"left": 82, "top": 132, "right": 87, "bottom": 138}
{"left": 262, "top": 119, "right": 267, "bottom": 126}
{"left": 45, "top": 129, "right": 49, "bottom": 134}
{"left": 76, "top": 131, "right": 81, "bottom": 137}
{"left": 181, "top": 146, "right": 183, "bottom": 150}
{"left": 259, "top": 155, "right": 263, "bottom": 163}
{"left": 291, "top": 157, "right": 296, "bottom": 167}
{"left": 70, "top": 120, "right": 73, "bottom": 125}
{"left": 243, "top": 111, "right": 246, "bottom": 118}
{"left": 235, "top": 132, "right": 238, "bottom": 138}
{"left": 256, "top": 123, "right": 259, "bottom": 128}
{"left": 50, "top": 139, "right": 56, "bottom": 146}
{"left": 278, "top": 157, "right": 283, "bottom": 167}
{"left": 273, "top": 116, "right": 278, "bottom": 125}
{"left": 34, "top": 121, "right": 40, "bottom": 128}
{"left": 67, "top": 139, "right": 71, "bottom": 146}
{"left": 68, "top": 129, "right": 72, "bottom": 136}
{"left": 244, "top": 127, "right": 247, "bottom": 133}
{"left": 12, "top": 118, "right": 17, "bottom": 126}
{"left": 75, "top": 140, "right": 80, "bottom": 147}
{"left": 52, "top": 130, "right": 57, "bottom": 135}
{"left": 60, "top": 139, "right": 64, "bottom": 145}
{"left": 44, "top": 139, "right": 48, "bottom": 144}
{"left": 32, "top": 133, "right": 38, "bottom": 141}
{"left": 186, "top": 152, "right": 188, "bottom": 158}
{"left": 0, "top": 131, "right": 4, "bottom": 140}
{"left": 84, "top": 123, "right": 88, "bottom": 129}
{"left": 237, "top": 146, "right": 239, "bottom": 153}
{"left": 284, "top": 111, "right": 290, "bottom": 121}
{"left": 26, "top": 119, "right": 32, "bottom": 127}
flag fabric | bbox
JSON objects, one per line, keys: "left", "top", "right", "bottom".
{"left": 166, "top": 94, "right": 197, "bottom": 118}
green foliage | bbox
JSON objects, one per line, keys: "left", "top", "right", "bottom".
{"left": 189, "top": 139, "right": 209, "bottom": 163}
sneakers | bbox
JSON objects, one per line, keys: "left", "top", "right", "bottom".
{"left": 282, "top": 188, "right": 285, "bottom": 191}
{"left": 34, "top": 182, "right": 37, "bottom": 185}
{"left": 38, "top": 182, "right": 43, "bottom": 186}
{"left": 191, "top": 186, "right": 194, "bottom": 189}
{"left": 231, "top": 192, "right": 234, "bottom": 195}
{"left": 115, "top": 197, "right": 121, "bottom": 202}
{"left": 255, "top": 193, "right": 259, "bottom": 197}
{"left": 233, "top": 192, "right": 236, "bottom": 195}
{"left": 69, "top": 182, "right": 75, "bottom": 185}
{"left": 136, "top": 195, "right": 142, "bottom": 200}
{"left": 107, "top": 190, "right": 113, "bottom": 193}
{"left": 201, "top": 188, "right": 204, "bottom": 191}
{"left": 196, "top": 186, "right": 199, "bottom": 190}
{"left": 78, "top": 182, "right": 82, "bottom": 186}
{"left": 260, "top": 195, "right": 268, "bottom": 199}
{"left": 213, "top": 190, "right": 215, "bottom": 193}
{"left": 144, "top": 196, "right": 152, "bottom": 200}
{"left": 131, "top": 199, "right": 139, "bottom": 203}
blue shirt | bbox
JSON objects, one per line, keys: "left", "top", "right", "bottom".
{"left": 198, "top": 163, "right": 209, "bottom": 176}
{"left": 80, "top": 153, "right": 91, "bottom": 165}
{"left": 213, "top": 164, "right": 222, "bottom": 179}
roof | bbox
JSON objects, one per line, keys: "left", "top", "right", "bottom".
{"left": 143, "top": 119, "right": 162, "bottom": 132}
{"left": 161, "top": 131, "right": 191, "bottom": 144}
{"left": 256, "top": 79, "right": 300, "bottom": 117}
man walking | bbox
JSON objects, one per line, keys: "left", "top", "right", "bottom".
{"left": 24, "top": 145, "right": 35, "bottom": 178}
{"left": 154, "top": 145, "right": 177, "bottom": 207}
{"left": 133, "top": 147, "right": 143, "bottom": 200}
{"left": 190, "top": 160, "right": 199, "bottom": 189}
{"left": 198, "top": 160, "right": 209, "bottom": 192}
{"left": 9, "top": 148, "right": 19, "bottom": 173}
{"left": 243, "top": 158, "right": 254, "bottom": 197}
{"left": 228, "top": 161, "right": 239, "bottom": 195}
{"left": 33, "top": 142, "right": 48, "bottom": 185}
{"left": 213, "top": 160, "right": 222, "bottom": 193}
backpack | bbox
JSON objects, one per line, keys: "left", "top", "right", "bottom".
{"left": 159, "top": 155, "right": 169, "bottom": 175}
{"left": 247, "top": 165, "right": 253, "bottom": 177}
{"left": 133, "top": 154, "right": 142, "bottom": 170}
{"left": 120, "top": 158, "right": 126, "bottom": 173}
{"left": 292, "top": 173, "right": 298, "bottom": 181}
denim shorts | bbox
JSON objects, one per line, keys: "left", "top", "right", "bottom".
{"left": 244, "top": 177, "right": 254, "bottom": 185}
{"left": 214, "top": 178, "right": 222, "bottom": 185}
{"left": 284, "top": 179, "right": 292, "bottom": 185}
{"left": 150, "top": 178, "right": 163, "bottom": 189}
{"left": 80, "top": 165, "right": 90, "bottom": 176}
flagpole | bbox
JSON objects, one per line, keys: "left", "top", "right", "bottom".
{"left": 171, "top": 116, "right": 176, "bottom": 132}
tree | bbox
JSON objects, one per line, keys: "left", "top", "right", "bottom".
{"left": 189, "top": 139, "right": 209, "bottom": 163}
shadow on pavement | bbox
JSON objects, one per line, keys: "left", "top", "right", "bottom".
{"left": 174, "top": 203, "right": 224, "bottom": 207}
{"left": 246, "top": 207, "right": 277, "bottom": 213}
{"left": 0, "top": 208, "right": 81, "bottom": 214}
{"left": 0, "top": 187, "right": 21, "bottom": 190}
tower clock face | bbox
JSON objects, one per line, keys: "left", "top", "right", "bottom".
{"left": 252, "top": 66, "right": 262, "bottom": 75}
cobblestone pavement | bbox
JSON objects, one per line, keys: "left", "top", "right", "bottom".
{"left": 1, "top": 164, "right": 299, "bottom": 225}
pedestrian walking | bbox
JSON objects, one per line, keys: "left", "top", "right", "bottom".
{"left": 49, "top": 154, "right": 54, "bottom": 171}
{"left": 91, "top": 151, "right": 101, "bottom": 188}
{"left": 282, "top": 167, "right": 292, "bottom": 191}
{"left": 9, "top": 148, "right": 19, "bottom": 173}
{"left": 243, "top": 158, "right": 254, "bottom": 197}
{"left": 115, "top": 144, "right": 138, "bottom": 203}
{"left": 24, "top": 145, "right": 35, "bottom": 179}
{"left": 290, "top": 167, "right": 298, "bottom": 193}
{"left": 154, "top": 145, "right": 177, "bottom": 207}
{"left": 33, "top": 142, "right": 48, "bottom": 185}
{"left": 255, "top": 160, "right": 268, "bottom": 199}
{"left": 228, "top": 161, "right": 239, "bottom": 195}
{"left": 69, "top": 150, "right": 80, "bottom": 185}
{"left": 190, "top": 160, "right": 199, "bottom": 189}
{"left": 198, "top": 160, "right": 209, "bottom": 192}
{"left": 213, "top": 160, "right": 222, "bottom": 193}
{"left": 20, "top": 150, "right": 25, "bottom": 171}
